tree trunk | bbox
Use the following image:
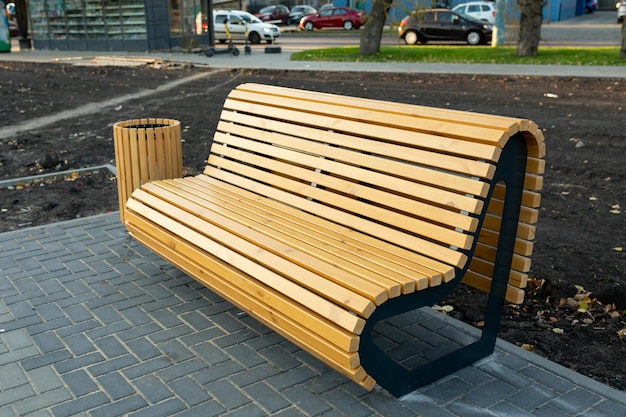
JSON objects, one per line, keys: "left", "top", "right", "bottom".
{"left": 619, "top": 19, "right": 626, "bottom": 59}
{"left": 15, "top": 0, "right": 29, "bottom": 39}
{"left": 517, "top": 0, "right": 543, "bottom": 56}
{"left": 359, "top": 0, "right": 392, "bottom": 55}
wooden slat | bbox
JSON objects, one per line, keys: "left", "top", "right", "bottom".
{"left": 468, "top": 256, "right": 528, "bottom": 289}
{"left": 210, "top": 142, "right": 479, "bottom": 244}
{"left": 461, "top": 270, "right": 525, "bottom": 304}
{"left": 483, "top": 213, "right": 536, "bottom": 241}
{"left": 155, "top": 178, "right": 425, "bottom": 295}
{"left": 124, "top": 219, "right": 369, "bottom": 378}
{"left": 190, "top": 175, "right": 447, "bottom": 287}
{"left": 213, "top": 127, "right": 486, "bottom": 216}
{"left": 229, "top": 86, "right": 512, "bottom": 147}
{"left": 493, "top": 185, "right": 542, "bottom": 209}
{"left": 144, "top": 180, "right": 405, "bottom": 300}
{"left": 218, "top": 114, "right": 494, "bottom": 195}
{"left": 474, "top": 242, "right": 531, "bottom": 273}
{"left": 478, "top": 228, "right": 534, "bottom": 257}
{"left": 127, "top": 196, "right": 369, "bottom": 333}
{"left": 222, "top": 100, "right": 503, "bottom": 163}
{"left": 206, "top": 163, "right": 469, "bottom": 270}
{"left": 236, "top": 83, "right": 526, "bottom": 137}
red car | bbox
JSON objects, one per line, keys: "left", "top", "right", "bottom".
{"left": 299, "top": 7, "right": 366, "bottom": 31}
{"left": 255, "top": 5, "right": 290, "bottom": 25}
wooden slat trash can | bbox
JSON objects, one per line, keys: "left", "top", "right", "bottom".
{"left": 113, "top": 118, "right": 183, "bottom": 223}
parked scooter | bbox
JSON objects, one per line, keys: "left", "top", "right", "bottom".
{"left": 206, "top": 20, "right": 239, "bottom": 57}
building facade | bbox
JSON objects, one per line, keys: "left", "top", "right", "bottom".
{"left": 29, "top": 0, "right": 211, "bottom": 51}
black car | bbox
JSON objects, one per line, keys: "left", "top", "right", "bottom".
{"left": 398, "top": 9, "right": 493, "bottom": 46}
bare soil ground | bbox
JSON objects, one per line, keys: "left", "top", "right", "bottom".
{"left": 1, "top": 61, "right": 625, "bottom": 391}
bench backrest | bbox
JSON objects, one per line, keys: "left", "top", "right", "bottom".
{"left": 204, "top": 83, "right": 545, "bottom": 304}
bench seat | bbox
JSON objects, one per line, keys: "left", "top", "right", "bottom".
{"left": 116, "top": 83, "right": 545, "bottom": 396}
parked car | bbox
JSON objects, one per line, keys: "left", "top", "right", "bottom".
{"left": 616, "top": 0, "right": 625, "bottom": 22}
{"left": 255, "top": 5, "right": 290, "bottom": 25}
{"left": 289, "top": 5, "right": 317, "bottom": 24}
{"left": 452, "top": 1, "right": 495, "bottom": 24}
{"left": 585, "top": 0, "right": 598, "bottom": 13}
{"left": 299, "top": 7, "right": 366, "bottom": 31}
{"left": 213, "top": 10, "right": 281, "bottom": 44}
{"left": 398, "top": 9, "right": 493, "bottom": 45}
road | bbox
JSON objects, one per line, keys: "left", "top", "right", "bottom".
{"left": 274, "top": 10, "right": 621, "bottom": 52}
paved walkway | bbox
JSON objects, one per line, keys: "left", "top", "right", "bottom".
{"left": 1, "top": 214, "right": 626, "bottom": 416}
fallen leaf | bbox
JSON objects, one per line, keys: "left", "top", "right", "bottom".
{"left": 552, "top": 328, "right": 564, "bottom": 334}
{"left": 614, "top": 247, "right": 623, "bottom": 252}
{"left": 521, "top": 344, "right": 535, "bottom": 352}
{"left": 432, "top": 305, "right": 454, "bottom": 314}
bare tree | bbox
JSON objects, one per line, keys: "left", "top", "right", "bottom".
{"left": 517, "top": 0, "right": 543, "bottom": 56}
{"left": 359, "top": 0, "right": 393, "bottom": 55}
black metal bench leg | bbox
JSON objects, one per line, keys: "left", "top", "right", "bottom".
{"left": 359, "top": 135, "right": 529, "bottom": 397}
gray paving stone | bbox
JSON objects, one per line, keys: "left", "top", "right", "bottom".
{"left": 421, "top": 377, "right": 475, "bottom": 405}
{"left": 489, "top": 401, "right": 534, "bottom": 417}
{"left": 121, "top": 357, "right": 171, "bottom": 380}
{"left": 62, "top": 369, "right": 99, "bottom": 397}
{"left": 32, "top": 331, "right": 65, "bottom": 353}
{"left": 245, "top": 381, "right": 290, "bottom": 414}
{"left": 171, "top": 400, "right": 227, "bottom": 417}
{"left": 363, "top": 391, "right": 419, "bottom": 417}
{"left": 148, "top": 324, "right": 195, "bottom": 344}
{"left": 0, "top": 344, "right": 39, "bottom": 366}
{"left": 464, "top": 379, "right": 518, "bottom": 408}
{"left": 89, "top": 395, "right": 148, "bottom": 417}
{"left": 125, "top": 337, "right": 161, "bottom": 361}
{"left": 21, "top": 349, "right": 73, "bottom": 371}
{"left": 228, "top": 404, "right": 274, "bottom": 417}
{"left": 51, "top": 392, "right": 109, "bottom": 417}
{"left": 225, "top": 343, "right": 267, "bottom": 369}
{"left": 63, "top": 333, "right": 96, "bottom": 356}
{"left": 549, "top": 387, "right": 602, "bottom": 414}
{"left": 193, "top": 360, "right": 245, "bottom": 386}
{"left": 126, "top": 398, "right": 186, "bottom": 417}
{"left": 1, "top": 329, "right": 33, "bottom": 350}
{"left": 131, "top": 375, "right": 174, "bottom": 403}
{"left": 518, "top": 364, "right": 574, "bottom": 394}
{"left": 0, "top": 384, "right": 36, "bottom": 407}
{"left": 93, "top": 335, "right": 127, "bottom": 358}
{"left": 508, "top": 384, "right": 557, "bottom": 411}
{"left": 13, "top": 387, "right": 72, "bottom": 416}
{"left": 97, "top": 372, "right": 135, "bottom": 400}
{"left": 156, "top": 358, "right": 210, "bottom": 383}
{"left": 532, "top": 403, "right": 572, "bottom": 417}
{"left": 169, "top": 376, "right": 212, "bottom": 407}
{"left": 54, "top": 351, "right": 106, "bottom": 374}
{"left": 27, "top": 365, "right": 64, "bottom": 393}
{"left": 0, "top": 363, "right": 27, "bottom": 389}
{"left": 180, "top": 327, "right": 225, "bottom": 349}
{"left": 88, "top": 354, "right": 139, "bottom": 377}
{"left": 594, "top": 398, "right": 626, "bottom": 417}
{"left": 207, "top": 379, "right": 251, "bottom": 409}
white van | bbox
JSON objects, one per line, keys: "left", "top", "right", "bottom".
{"left": 213, "top": 10, "right": 280, "bottom": 44}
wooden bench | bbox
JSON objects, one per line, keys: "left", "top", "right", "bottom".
{"left": 115, "top": 83, "right": 545, "bottom": 397}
